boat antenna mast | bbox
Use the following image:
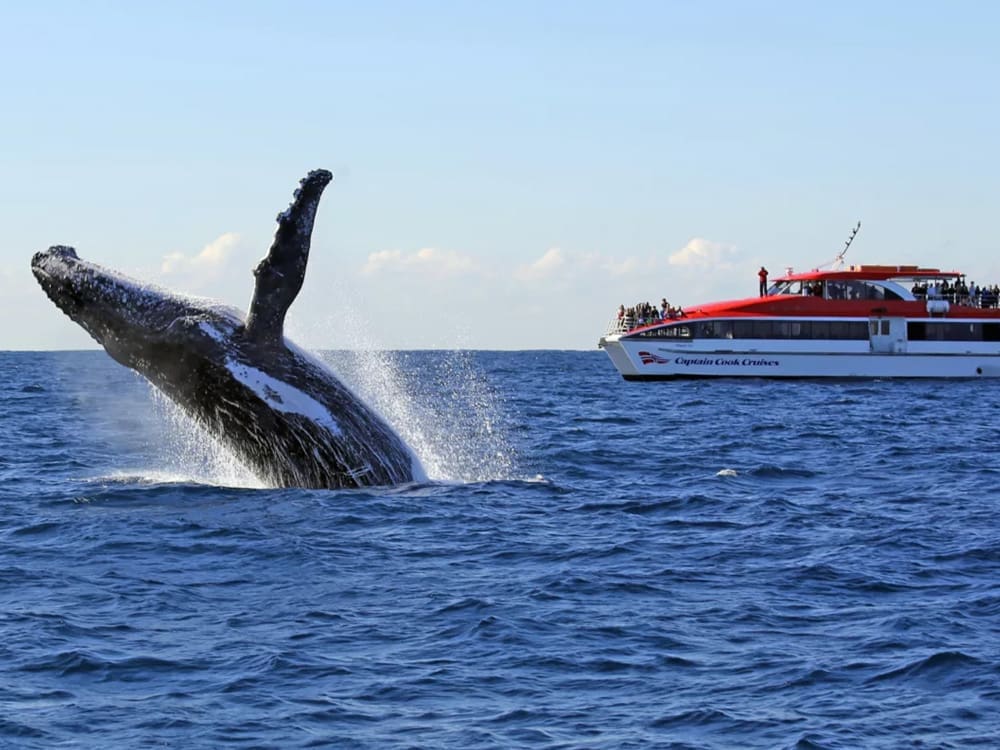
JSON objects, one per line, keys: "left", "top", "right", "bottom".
{"left": 817, "top": 221, "right": 861, "bottom": 270}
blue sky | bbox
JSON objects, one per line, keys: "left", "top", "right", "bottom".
{"left": 2, "top": 1, "right": 998, "bottom": 349}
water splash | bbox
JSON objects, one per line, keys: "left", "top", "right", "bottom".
{"left": 289, "top": 303, "right": 518, "bottom": 483}
{"left": 128, "top": 290, "right": 519, "bottom": 486}
{"left": 145, "top": 388, "right": 266, "bottom": 489}
{"left": 139, "top": 343, "right": 518, "bottom": 486}
{"left": 321, "top": 348, "right": 518, "bottom": 483}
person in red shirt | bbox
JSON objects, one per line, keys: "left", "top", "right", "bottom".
{"left": 758, "top": 266, "right": 769, "bottom": 297}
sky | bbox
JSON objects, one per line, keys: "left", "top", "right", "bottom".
{"left": 2, "top": 1, "right": 998, "bottom": 350}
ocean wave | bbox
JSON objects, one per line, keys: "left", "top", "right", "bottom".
{"left": 749, "top": 465, "right": 820, "bottom": 479}
{"left": 5, "top": 351, "right": 1000, "bottom": 747}
{"left": 867, "top": 651, "right": 982, "bottom": 685}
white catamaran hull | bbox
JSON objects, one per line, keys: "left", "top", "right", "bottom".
{"left": 599, "top": 337, "right": 1000, "bottom": 379}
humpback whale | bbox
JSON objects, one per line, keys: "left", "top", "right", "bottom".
{"left": 31, "top": 169, "right": 423, "bottom": 489}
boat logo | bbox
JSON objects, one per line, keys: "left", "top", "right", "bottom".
{"left": 638, "top": 351, "right": 670, "bottom": 365}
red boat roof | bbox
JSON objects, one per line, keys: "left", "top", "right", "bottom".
{"left": 777, "top": 264, "right": 963, "bottom": 282}
{"left": 616, "top": 262, "right": 998, "bottom": 337}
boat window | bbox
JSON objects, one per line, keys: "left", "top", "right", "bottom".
{"left": 849, "top": 322, "right": 868, "bottom": 339}
{"left": 881, "top": 320, "right": 891, "bottom": 335}
{"left": 726, "top": 320, "right": 867, "bottom": 340}
{"left": 770, "top": 281, "right": 806, "bottom": 296}
{"left": 840, "top": 281, "right": 883, "bottom": 301}
{"left": 908, "top": 322, "right": 985, "bottom": 341}
{"left": 628, "top": 324, "right": 691, "bottom": 338}
{"left": 827, "top": 281, "right": 848, "bottom": 300}
{"left": 832, "top": 321, "right": 870, "bottom": 339}
{"left": 767, "top": 278, "right": 921, "bottom": 300}
{"left": 631, "top": 319, "right": 873, "bottom": 340}
{"left": 955, "top": 323, "right": 979, "bottom": 340}
{"left": 692, "top": 321, "right": 733, "bottom": 338}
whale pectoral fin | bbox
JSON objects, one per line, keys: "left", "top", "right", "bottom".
{"left": 245, "top": 169, "right": 333, "bottom": 347}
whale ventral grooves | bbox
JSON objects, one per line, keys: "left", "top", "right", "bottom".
{"left": 245, "top": 169, "right": 334, "bottom": 347}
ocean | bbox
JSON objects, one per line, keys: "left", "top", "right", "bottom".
{"left": 1, "top": 349, "right": 998, "bottom": 749}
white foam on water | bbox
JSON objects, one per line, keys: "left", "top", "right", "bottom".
{"left": 145, "top": 387, "right": 268, "bottom": 489}
{"left": 92, "top": 470, "right": 237, "bottom": 487}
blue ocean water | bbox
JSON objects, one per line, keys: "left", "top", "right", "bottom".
{"left": 2, "top": 349, "right": 998, "bottom": 749}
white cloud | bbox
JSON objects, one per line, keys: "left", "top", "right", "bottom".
{"left": 161, "top": 232, "right": 242, "bottom": 279}
{"left": 515, "top": 247, "right": 653, "bottom": 283}
{"left": 668, "top": 237, "right": 738, "bottom": 269}
{"left": 515, "top": 247, "right": 566, "bottom": 281}
{"left": 361, "top": 247, "right": 478, "bottom": 278}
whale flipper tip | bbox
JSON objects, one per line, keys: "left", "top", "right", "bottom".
{"left": 245, "top": 169, "right": 333, "bottom": 346}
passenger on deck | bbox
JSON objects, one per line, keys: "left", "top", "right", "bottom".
{"left": 758, "top": 266, "right": 769, "bottom": 297}
{"left": 983, "top": 287, "right": 998, "bottom": 309}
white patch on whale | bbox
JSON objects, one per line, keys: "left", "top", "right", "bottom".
{"left": 226, "top": 360, "right": 343, "bottom": 436}
{"left": 198, "top": 321, "right": 229, "bottom": 344}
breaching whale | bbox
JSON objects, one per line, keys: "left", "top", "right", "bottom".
{"left": 31, "top": 169, "right": 423, "bottom": 489}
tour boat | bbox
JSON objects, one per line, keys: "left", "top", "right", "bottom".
{"left": 599, "top": 262, "right": 1000, "bottom": 380}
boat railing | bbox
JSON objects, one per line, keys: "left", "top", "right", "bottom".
{"left": 606, "top": 317, "right": 630, "bottom": 335}
{"left": 606, "top": 310, "right": 688, "bottom": 335}
{"left": 916, "top": 291, "right": 999, "bottom": 308}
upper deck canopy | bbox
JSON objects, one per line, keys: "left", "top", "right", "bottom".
{"left": 776, "top": 264, "right": 964, "bottom": 283}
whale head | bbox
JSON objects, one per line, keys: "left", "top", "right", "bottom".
{"left": 30, "top": 245, "right": 241, "bottom": 369}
